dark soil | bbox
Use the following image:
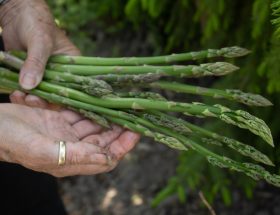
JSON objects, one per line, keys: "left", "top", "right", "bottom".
{"left": 59, "top": 140, "right": 280, "bottom": 215}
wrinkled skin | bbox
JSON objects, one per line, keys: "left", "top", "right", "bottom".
{"left": 0, "top": 0, "right": 80, "bottom": 90}
{"left": 0, "top": 104, "right": 140, "bottom": 177}
{"left": 0, "top": 0, "right": 140, "bottom": 176}
{"left": 0, "top": 0, "right": 80, "bottom": 108}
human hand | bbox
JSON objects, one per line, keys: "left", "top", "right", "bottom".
{"left": 0, "top": 0, "right": 80, "bottom": 105}
{"left": 0, "top": 103, "right": 140, "bottom": 177}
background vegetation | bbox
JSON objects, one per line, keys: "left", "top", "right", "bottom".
{"left": 47, "top": 0, "right": 280, "bottom": 208}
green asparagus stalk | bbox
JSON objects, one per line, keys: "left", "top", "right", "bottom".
{"left": 47, "top": 67, "right": 261, "bottom": 103}
{"left": 0, "top": 76, "right": 279, "bottom": 187}
{"left": 10, "top": 46, "right": 250, "bottom": 66}
{"left": 124, "top": 92, "right": 273, "bottom": 166}
{"left": 2, "top": 48, "right": 279, "bottom": 187}
{"left": 116, "top": 91, "right": 167, "bottom": 101}
{"left": 0, "top": 52, "right": 109, "bottom": 86}
{"left": 3, "top": 52, "right": 254, "bottom": 104}
{"left": 108, "top": 111, "right": 280, "bottom": 187}
{"left": 6, "top": 50, "right": 240, "bottom": 78}
{"left": 148, "top": 81, "right": 273, "bottom": 107}
{"left": 3, "top": 52, "right": 239, "bottom": 78}
{"left": 48, "top": 81, "right": 83, "bottom": 91}
{"left": 0, "top": 76, "right": 187, "bottom": 150}
{"left": 2, "top": 50, "right": 255, "bottom": 107}
{"left": 30, "top": 82, "right": 276, "bottom": 146}
{"left": 0, "top": 53, "right": 115, "bottom": 97}
{"left": 48, "top": 81, "right": 118, "bottom": 98}
{"left": 142, "top": 110, "right": 274, "bottom": 166}
{"left": 0, "top": 51, "right": 23, "bottom": 70}
{"left": 0, "top": 68, "right": 273, "bottom": 146}
{"left": 48, "top": 46, "right": 250, "bottom": 65}
{"left": 76, "top": 109, "right": 111, "bottom": 129}
{"left": 47, "top": 62, "right": 239, "bottom": 77}
{"left": 92, "top": 73, "right": 163, "bottom": 84}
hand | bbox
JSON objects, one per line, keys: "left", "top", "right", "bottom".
{"left": 0, "top": 0, "right": 80, "bottom": 105}
{"left": 0, "top": 104, "right": 140, "bottom": 177}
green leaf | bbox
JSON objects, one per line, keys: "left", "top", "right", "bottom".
{"left": 151, "top": 177, "right": 177, "bottom": 207}
{"left": 221, "top": 187, "right": 232, "bottom": 206}
{"left": 177, "top": 185, "right": 187, "bottom": 203}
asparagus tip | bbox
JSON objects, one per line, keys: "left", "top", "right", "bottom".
{"left": 226, "top": 89, "right": 273, "bottom": 107}
{"left": 201, "top": 62, "right": 239, "bottom": 76}
{"left": 221, "top": 46, "right": 251, "bottom": 58}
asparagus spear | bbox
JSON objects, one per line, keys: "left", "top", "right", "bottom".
{"left": 3, "top": 50, "right": 262, "bottom": 109}
{"left": 47, "top": 46, "right": 250, "bottom": 65}
{"left": 0, "top": 53, "right": 115, "bottom": 97}
{"left": 10, "top": 46, "right": 250, "bottom": 66}
{"left": 92, "top": 73, "right": 163, "bottom": 84}
{"left": 76, "top": 109, "right": 111, "bottom": 129}
{"left": 10, "top": 47, "right": 250, "bottom": 66}
{"left": 0, "top": 68, "right": 273, "bottom": 147}
{"left": 39, "top": 82, "right": 273, "bottom": 146}
{"left": 0, "top": 76, "right": 279, "bottom": 187}
{"left": 4, "top": 51, "right": 239, "bottom": 79}
{"left": 142, "top": 110, "right": 274, "bottom": 166}
{"left": 47, "top": 62, "right": 239, "bottom": 77}
{"left": 0, "top": 75, "right": 187, "bottom": 150}
{"left": 108, "top": 113, "right": 280, "bottom": 187}
{"left": 116, "top": 91, "right": 167, "bottom": 101}
{"left": 5, "top": 51, "right": 261, "bottom": 107}
{"left": 125, "top": 92, "right": 273, "bottom": 166}
{"left": 148, "top": 81, "right": 273, "bottom": 107}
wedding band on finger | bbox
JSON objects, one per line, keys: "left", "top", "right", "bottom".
{"left": 57, "top": 140, "right": 66, "bottom": 166}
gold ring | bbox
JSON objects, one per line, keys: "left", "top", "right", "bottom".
{"left": 58, "top": 140, "right": 66, "bottom": 166}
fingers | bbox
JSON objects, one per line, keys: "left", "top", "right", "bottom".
{"left": 51, "top": 141, "right": 115, "bottom": 177}
{"left": 19, "top": 33, "right": 53, "bottom": 90}
{"left": 32, "top": 139, "right": 108, "bottom": 167}
{"left": 108, "top": 131, "right": 140, "bottom": 161}
{"left": 39, "top": 130, "right": 139, "bottom": 177}
{"left": 10, "top": 90, "right": 60, "bottom": 110}
{"left": 82, "top": 124, "right": 124, "bottom": 147}
{"left": 72, "top": 119, "right": 103, "bottom": 139}
{"left": 24, "top": 94, "right": 49, "bottom": 108}
{"left": 24, "top": 138, "right": 110, "bottom": 176}
{"left": 51, "top": 131, "right": 140, "bottom": 177}
{"left": 52, "top": 164, "right": 112, "bottom": 177}
{"left": 65, "top": 141, "right": 108, "bottom": 166}
{"left": 10, "top": 90, "right": 26, "bottom": 105}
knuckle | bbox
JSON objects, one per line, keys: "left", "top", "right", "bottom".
{"left": 67, "top": 151, "right": 80, "bottom": 165}
{"left": 9, "top": 94, "right": 16, "bottom": 103}
{"left": 41, "top": 33, "right": 53, "bottom": 43}
{"left": 27, "top": 56, "right": 45, "bottom": 69}
{"left": 33, "top": 29, "right": 53, "bottom": 43}
{"left": 67, "top": 146, "right": 84, "bottom": 165}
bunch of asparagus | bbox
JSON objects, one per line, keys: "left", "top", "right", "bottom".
{"left": 0, "top": 47, "right": 279, "bottom": 186}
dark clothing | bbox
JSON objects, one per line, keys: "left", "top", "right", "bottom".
{"left": 0, "top": 162, "right": 67, "bottom": 215}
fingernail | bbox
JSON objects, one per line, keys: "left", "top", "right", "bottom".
{"left": 21, "top": 73, "right": 38, "bottom": 90}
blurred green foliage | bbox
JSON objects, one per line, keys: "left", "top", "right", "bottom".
{"left": 47, "top": 0, "right": 280, "bottom": 207}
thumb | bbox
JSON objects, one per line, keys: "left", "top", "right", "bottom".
{"left": 20, "top": 34, "right": 53, "bottom": 90}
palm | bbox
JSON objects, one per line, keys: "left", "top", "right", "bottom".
{"left": 0, "top": 104, "right": 140, "bottom": 177}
